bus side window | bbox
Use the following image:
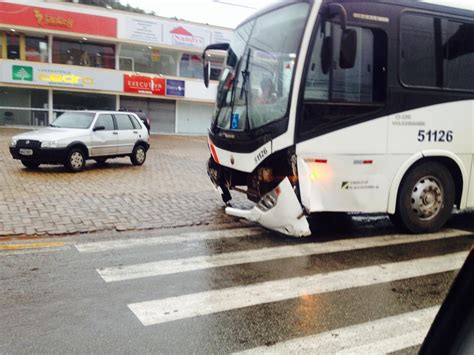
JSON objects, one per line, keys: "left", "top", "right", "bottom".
{"left": 444, "top": 21, "right": 474, "bottom": 91}
{"left": 400, "top": 13, "right": 474, "bottom": 91}
{"left": 300, "top": 22, "right": 388, "bottom": 136}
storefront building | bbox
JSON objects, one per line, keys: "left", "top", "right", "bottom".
{"left": 0, "top": 1, "right": 231, "bottom": 134}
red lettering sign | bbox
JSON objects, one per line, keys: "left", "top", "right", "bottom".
{"left": 123, "top": 75, "right": 166, "bottom": 96}
{"left": 0, "top": 2, "right": 117, "bottom": 37}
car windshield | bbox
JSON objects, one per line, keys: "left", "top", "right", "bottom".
{"left": 51, "top": 112, "right": 95, "bottom": 129}
{"left": 215, "top": 2, "right": 310, "bottom": 131}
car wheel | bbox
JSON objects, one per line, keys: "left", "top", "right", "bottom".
{"left": 21, "top": 160, "right": 40, "bottom": 169}
{"left": 395, "top": 162, "right": 455, "bottom": 233}
{"left": 131, "top": 145, "right": 146, "bottom": 166}
{"left": 95, "top": 158, "right": 107, "bottom": 165}
{"left": 65, "top": 148, "right": 86, "bottom": 172}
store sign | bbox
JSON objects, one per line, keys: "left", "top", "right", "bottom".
{"left": 1, "top": 62, "right": 218, "bottom": 102}
{"left": 38, "top": 73, "right": 94, "bottom": 85}
{"left": 166, "top": 79, "right": 185, "bottom": 97}
{"left": 1, "top": 61, "right": 122, "bottom": 92}
{"left": 34, "top": 9, "right": 73, "bottom": 29}
{"left": 125, "top": 17, "right": 162, "bottom": 43}
{"left": 12, "top": 65, "right": 33, "bottom": 81}
{"left": 119, "top": 14, "right": 232, "bottom": 49}
{"left": 124, "top": 75, "right": 165, "bottom": 96}
{"left": 212, "top": 30, "right": 232, "bottom": 44}
{"left": 0, "top": 2, "right": 117, "bottom": 37}
{"left": 169, "top": 26, "right": 205, "bottom": 48}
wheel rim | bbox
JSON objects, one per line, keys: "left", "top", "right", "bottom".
{"left": 136, "top": 147, "right": 145, "bottom": 163}
{"left": 70, "top": 152, "right": 84, "bottom": 169}
{"left": 410, "top": 175, "right": 444, "bottom": 221}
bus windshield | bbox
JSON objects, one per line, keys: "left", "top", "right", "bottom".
{"left": 215, "top": 2, "right": 310, "bottom": 132}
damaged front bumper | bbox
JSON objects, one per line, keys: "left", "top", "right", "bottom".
{"left": 225, "top": 177, "right": 311, "bottom": 237}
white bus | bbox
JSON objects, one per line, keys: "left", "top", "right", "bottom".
{"left": 203, "top": 0, "right": 474, "bottom": 237}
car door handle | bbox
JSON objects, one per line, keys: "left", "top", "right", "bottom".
{"left": 113, "top": 132, "right": 118, "bottom": 135}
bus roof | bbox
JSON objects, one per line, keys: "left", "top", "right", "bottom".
{"left": 237, "top": 0, "right": 473, "bottom": 29}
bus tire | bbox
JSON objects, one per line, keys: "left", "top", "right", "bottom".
{"left": 395, "top": 162, "right": 454, "bottom": 233}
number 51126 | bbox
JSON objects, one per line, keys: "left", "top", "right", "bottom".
{"left": 418, "top": 130, "right": 453, "bottom": 143}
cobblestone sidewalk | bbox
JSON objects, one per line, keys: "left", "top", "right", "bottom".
{"left": 0, "top": 128, "right": 249, "bottom": 237}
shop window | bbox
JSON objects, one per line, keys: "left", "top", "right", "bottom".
{"left": 53, "top": 38, "right": 115, "bottom": 69}
{"left": 180, "top": 53, "right": 224, "bottom": 80}
{"left": 179, "top": 53, "right": 202, "bottom": 79}
{"left": 6, "top": 32, "right": 20, "bottom": 60}
{"left": 0, "top": 87, "right": 48, "bottom": 126}
{"left": 119, "top": 45, "right": 178, "bottom": 76}
{"left": 25, "top": 36, "right": 48, "bottom": 63}
{"left": 53, "top": 91, "right": 115, "bottom": 117}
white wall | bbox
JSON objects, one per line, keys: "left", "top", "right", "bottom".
{"left": 176, "top": 101, "right": 214, "bottom": 135}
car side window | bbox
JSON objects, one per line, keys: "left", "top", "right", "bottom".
{"left": 129, "top": 115, "right": 142, "bottom": 129}
{"left": 115, "top": 114, "right": 135, "bottom": 130}
{"left": 94, "top": 114, "right": 114, "bottom": 131}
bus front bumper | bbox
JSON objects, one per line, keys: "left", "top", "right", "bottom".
{"left": 226, "top": 177, "right": 311, "bottom": 237}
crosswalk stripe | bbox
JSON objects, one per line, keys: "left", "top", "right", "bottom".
{"left": 128, "top": 251, "right": 466, "bottom": 326}
{"left": 236, "top": 306, "right": 439, "bottom": 354}
{"left": 75, "top": 227, "right": 264, "bottom": 253}
{"left": 98, "top": 229, "right": 470, "bottom": 282}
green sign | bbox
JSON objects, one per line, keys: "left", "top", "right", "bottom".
{"left": 12, "top": 65, "right": 33, "bottom": 81}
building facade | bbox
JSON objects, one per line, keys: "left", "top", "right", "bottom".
{"left": 0, "top": 0, "right": 231, "bottom": 134}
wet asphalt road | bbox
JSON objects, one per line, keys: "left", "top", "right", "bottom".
{"left": 0, "top": 212, "right": 473, "bottom": 354}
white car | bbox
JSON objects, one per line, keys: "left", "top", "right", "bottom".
{"left": 9, "top": 111, "right": 150, "bottom": 172}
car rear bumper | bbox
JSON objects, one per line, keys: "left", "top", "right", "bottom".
{"left": 10, "top": 146, "right": 68, "bottom": 164}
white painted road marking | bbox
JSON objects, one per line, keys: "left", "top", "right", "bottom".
{"left": 236, "top": 306, "right": 439, "bottom": 354}
{"left": 98, "top": 229, "right": 470, "bottom": 282}
{"left": 128, "top": 251, "right": 466, "bottom": 326}
{"left": 75, "top": 227, "right": 264, "bottom": 253}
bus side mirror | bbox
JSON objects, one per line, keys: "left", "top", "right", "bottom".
{"left": 202, "top": 43, "right": 231, "bottom": 88}
{"left": 320, "top": 36, "right": 332, "bottom": 75}
{"left": 203, "top": 60, "right": 211, "bottom": 88}
{"left": 340, "top": 29, "right": 357, "bottom": 69}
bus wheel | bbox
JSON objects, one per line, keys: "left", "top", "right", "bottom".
{"left": 396, "top": 162, "right": 455, "bottom": 233}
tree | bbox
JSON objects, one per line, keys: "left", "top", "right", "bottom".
{"left": 66, "top": 0, "right": 147, "bottom": 15}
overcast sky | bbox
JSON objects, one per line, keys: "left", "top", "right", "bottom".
{"left": 122, "top": 0, "right": 280, "bottom": 28}
{"left": 122, "top": 0, "right": 473, "bottom": 28}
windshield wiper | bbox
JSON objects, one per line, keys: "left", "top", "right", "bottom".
{"left": 239, "top": 48, "right": 252, "bottom": 131}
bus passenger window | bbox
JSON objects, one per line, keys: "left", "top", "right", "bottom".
{"left": 400, "top": 14, "right": 438, "bottom": 87}
{"left": 301, "top": 22, "right": 387, "bottom": 135}
{"left": 444, "top": 21, "right": 474, "bottom": 91}
{"left": 401, "top": 14, "right": 474, "bottom": 92}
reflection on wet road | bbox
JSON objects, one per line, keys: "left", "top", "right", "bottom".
{"left": 0, "top": 212, "right": 473, "bottom": 353}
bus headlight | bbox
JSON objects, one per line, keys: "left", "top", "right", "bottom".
{"left": 41, "top": 140, "right": 58, "bottom": 148}
{"left": 257, "top": 167, "right": 273, "bottom": 183}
